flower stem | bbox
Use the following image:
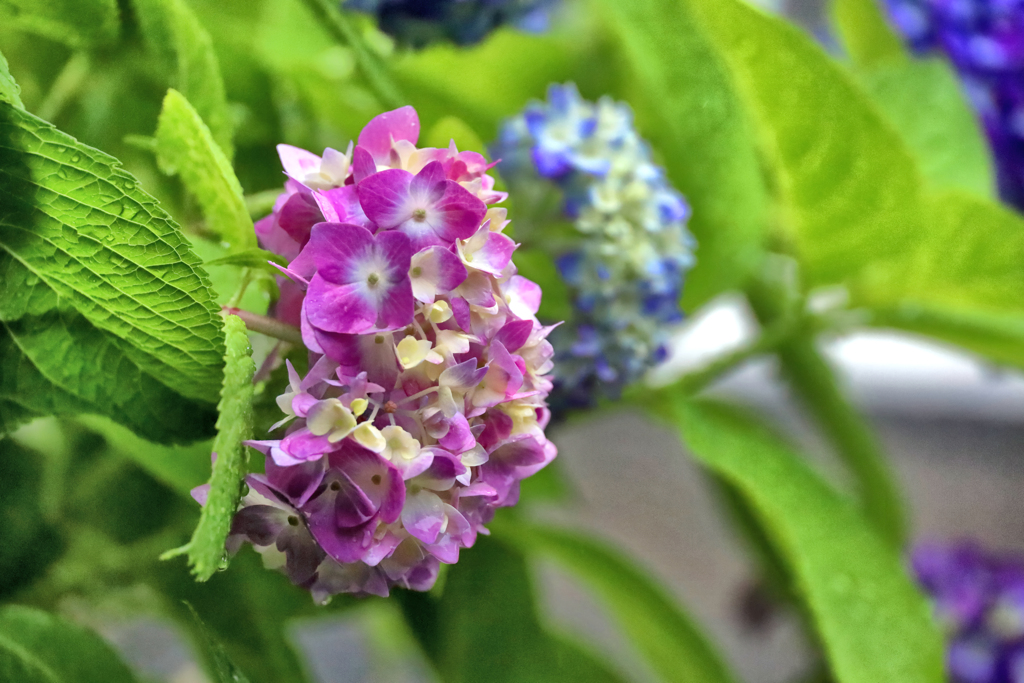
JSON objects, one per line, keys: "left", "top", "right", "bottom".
{"left": 224, "top": 307, "right": 303, "bottom": 345}
{"left": 299, "top": 0, "right": 405, "bottom": 109}
{"left": 745, "top": 271, "right": 906, "bottom": 549}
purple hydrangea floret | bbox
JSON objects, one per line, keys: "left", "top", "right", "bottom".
{"left": 882, "top": 0, "right": 1024, "bottom": 208}
{"left": 912, "top": 540, "right": 1024, "bottom": 682}
{"left": 201, "top": 106, "right": 558, "bottom": 602}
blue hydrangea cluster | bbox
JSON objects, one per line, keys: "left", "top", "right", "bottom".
{"left": 913, "top": 541, "right": 1024, "bottom": 682}
{"left": 492, "top": 83, "right": 696, "bottom": 411}
{"left": 345, "top": 0, "right": 556, "bottom": 47}
{"left": 882, "top": 0, "right": 1024, "bottom": 208}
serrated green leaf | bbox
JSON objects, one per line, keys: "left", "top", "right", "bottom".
{"left": 498, "top": 523, "right": 737, "bottom": 683}
{"left": 0, "top": 0, "right": 119, "bottom": 48}
{"left": 183, "top": 603, "right": 252, "bottom": 683}
{"left": 0, "top": 100, "right": 224, "bottom": 442}
{"left": 690, "top": 0, "right": 925, "bottom": 289}
{"left": 674, "top": 400, "right": 944, "bottom": 683}
{"left": 830, "top": 0, "right": 907, "bottom": 67}
{"left": 0, "top": 606, "right": 140, "bottom": 683}
{"left": 596, "top": 0, "right": 770, "bottom": 309}
{"left": 0, "top": 48, "right": 24, "bottom": 110}
{"left": 858, "top": 59, "right": 994, "bottom": 197}
{"left": 164, "top": 314, "right": 254, "bottom": 580}
{"left": 132, "top": 0, "right": 234, "bottom": 159}
{"left": 155, "top": 89, "right": 253, "bottom": 252}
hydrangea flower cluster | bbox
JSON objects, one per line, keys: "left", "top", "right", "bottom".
{"left": 882, "top": 0, "right": 1024, "bottom": 208}
{"left": 228, "top": 106, "right": 558, "bottom": 600}
{"left": 491, "top": 83, "right": 695, "bottom": 411}
{"left": 912, "top": 541, "right": 1024, "bottom": 682}
{"left": 345, "top": 0, "right": 556, "bottom": 48}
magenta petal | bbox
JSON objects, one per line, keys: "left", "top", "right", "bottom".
{"left": 191, "top": 483, "right": 210, "bottom": 506}
{"left": 494, "top": 319, "right": 534, "bottom": 353}
{"left": 425, "top": 534, "right": 460, "bottom": 564}
{"left": 305, "top": 274, "right": 377, "bottom": 334}
{"left": 351, "top": 145, "right": 377, "bottom": 183}
{"left": 410, "top": 246, "right": 468, "bottom": 303}
{"left": 402, "top": 490, "right": 446, "bottom": 544}
{"left": 428, "top": 181, "right": 487, "bottom": 242}
{"left": 409, "top": 161, "right": 446, "bottom": 204}
{"left": 439, "top": 358, "right": 488, "bottom": 389}
{"left": 314, "top": 186, "right": 372, "bottom": 230}
{"left": 277, "top": 144, "right": 321, "bottom": 182}
{"left": 450, "top": 297, "right": 472, "bottom": 332}
{"left": 329, "top": 442, "right": 406, "bottom": 524}
{"left": 277, "top": 191, "right": 323, "bottom": 246}
{"left": 309, "top": 517, "right": 374, "bottom": 564}
{"left": 266, "top": 456, "right": 327, "bottom": 507}
{"left": 305, "top": 222, "right": 375, "bottom": 282}
{"left": 439, "top": 412, "right": 476, "bottom": 454}
{"left": 504, "top": 275, "right": 542, "bottom": 319}
{"left": 280, "top": 428, "right": 339, "bottom": 463}
{"left": 471, "top": 230, "right": 516, "bottom": 275}
{"left": 357, "top": 169, "right": 415, "bottom": 230}
{"left": 358, "top": 105, "right": 420, "bottom": 162}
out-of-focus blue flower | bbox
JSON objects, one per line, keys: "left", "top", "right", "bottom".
{"left": 345, "top": 0, "right": 557, "bottom": 48}
{"left": 882, "top": 0, "right": 1024, "bottom": 208}
{"left": 493, "top": 83, "right": 696, "bottom": 412}
{"left": 912, "top": 540, "right": 1024, "bottom": 682}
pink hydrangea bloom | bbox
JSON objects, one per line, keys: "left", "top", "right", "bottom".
{"left": 223, "top": 106, "right": 557, "bottom": 601}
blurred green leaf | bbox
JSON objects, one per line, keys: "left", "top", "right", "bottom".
{"left": 690, "top": 0, "right": 925, "bottom": 290}
{"left": 597, "top": 0, "right": 770, "bottom": 309}
{"left": 0, "top": 439, "right": 64, "bottom": 600}
{"left": 154, "top": 549, "right": 318, "bottom": 683}
{"left": 0, "top": 0, "right": 119, "bottom": 48}
{"left": 499, "top": 523, "right": 738, "bottom": 683}
{"left": 156, "top": 89, "right": 254, "bottom": 251}
{"left": 132, "top": 0, "right": 234, "bottom": 159}
{"left": 0, "top": 47, "right": 24, "bottom": 109}
{"left": 857, "top": 59, "right": 994, "bottom": 197}
{"left": 164, "top": 314, "right": 255, "bottom": 580}
{"left": 401, "top": 535, "right": 628, "bottom": 683}
{"left": 856, "top": 190, "right": 1024, "bottom": 368}
{"left": 184, "top": 603, "right": 252, "bottom": 683}
{"left": 0, "top": 100, "right": 223, "bottom": 442}
{"left": 674, "top": 400, "right": 944, "bottom": 683}
{"left": 0, "top": 605, "right": 139, "bottom": 683}
{"left": 76, "top": 414, "right": 213, "bottom": 495}
{"left": 830, "top": 0, "right": 906, "bottom": 67}
{"left": 425, "top": 116, "right": 487, "bottom": 154}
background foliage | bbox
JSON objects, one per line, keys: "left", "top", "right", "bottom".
{"left": 0, "top": 0, "right": 1015, "bottom": 680}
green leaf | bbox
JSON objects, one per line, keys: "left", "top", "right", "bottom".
{"left": 163, "top": 314, "right": 254, "bottom": 580}
{"left": 0, "top": 48, "right": 24, "bottom": 110}
{"left": 76, "top": 414, "right": 213, "bottom": 495}
{"left": 498, "top": 523, "right": 738, "bottom": 683}
{"left": 856, "top": 190, "right": 1024, "bottom": 368}
{"left": 0, "top": 439, "right": 64, "bottom": 599}
{"left": 690, "top": 0, "right": 925, "bottom": 289}
{"left": 597, "top": 0, "right": 770, "bottom": 309}
{"left": 155, "top": 89, "right": 253, "bottom": 252}
{"left": 857, "top": 59, "right": 994, "bottom": 197}
{"left": 0, "top": 0, "right": 119, "bottom": 48}
{"left": 401, "top": 535, "right": 628, "bottom": 683}
{"left": 0, "top": 639, "right": 56, "bottom": 683}
{"left": 0, "top": 605, "right": 140, "bottom": 683}
{"left": 674, "top": 400, "right": 944, "bottom": 683}
{"left": 183, "top": 603, "right": 252, "bottom": 683}
{"left": 830, "top": 0, "right": 907, "bottom": 67}
{"left": 132, "top": 0, "right": 234, "bottom": 159}
{"left": 0, "top": 101, "right": 224, "bottom": 442}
